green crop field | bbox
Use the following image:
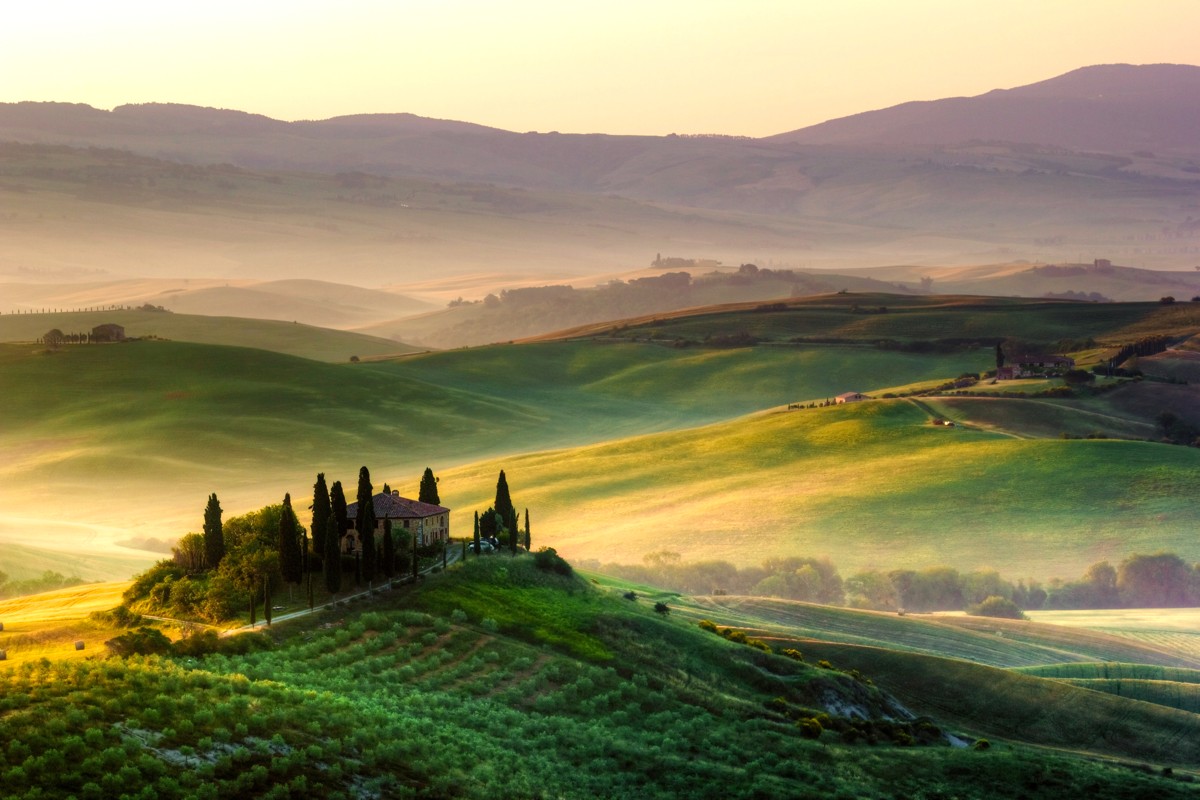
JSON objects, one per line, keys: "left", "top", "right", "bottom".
{"left": 2, "top": 556, "right": 1197, "bottom": 799}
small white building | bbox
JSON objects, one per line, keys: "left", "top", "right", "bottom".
{"left": 835, "top": 392, "right": 869, "bottom": 404}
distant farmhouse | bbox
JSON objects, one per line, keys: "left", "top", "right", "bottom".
{"left": 343, "top": 491, "right": 450, "bottom": 553}
{"left": 835, "top": 392, "right": 869, "bottom": 404}
{"left": 91, "top": 323, "right": 125, "bottom": 342}
{"left": 996, "top": 354, "right": 1075, "bottom": 380}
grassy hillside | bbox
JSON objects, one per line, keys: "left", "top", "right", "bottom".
{"left": 670, "top": 596, "right": 1200, "bottom": 669}
{"left": 438, "top": 398, "right": 1200, "bottom": 577}
{"left": 554, "top": 293, "right": 1200, "bottom": 347}
{"left": 2, "top": 557, "right": 1197, "bottom": 798}
{"left": 0, "top": 309, "right": 417, "bottom": 362}
{"left": 0, "top": 337, "right": 984, "bottom": 568}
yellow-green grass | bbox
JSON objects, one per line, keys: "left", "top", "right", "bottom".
{"left": 667, "top": 594, "right": 1200, "bottom": 669}
{"left": 0, "top": 582, "right": 132, "bottom": 666}
{"left": 0, "top": 310, "right": 417, "bottom": 362}
{"left": 922, "top": 395, "right": 1156, "bottom": 440}
{"left": 441, "top": 398, "right": 1200, "bottom": 579}
{"left": 796, "top": 639, "right": 1200, "bottom": 767}
{"left": 0, "top": 543, "right": 154, "bottom": 583}
{"left": 0, "top": 337, "right": 987, "bottom": 570}
{"left": 1019, "top": 663, "right": 1200, "bottom": 683}
{"left": 1028, "top": 608, "right": 1200, "bottom": 661}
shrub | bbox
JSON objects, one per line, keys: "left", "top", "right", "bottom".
{"left": 1160, "top": 296, "right": 1176, "bottom": 305}
{"left": 972, "top": 738, "right": 991, "bottom": 751}
{"left": 697, "top": 619, "right": 719, "bottom": 633}
{"left": 622, "top": 591, "right": 637, "bottom": 602}
{"left": 968, "top": 595, "right": 1026, "bottom": 620}
{"left": 532, "top": 547, "right": 572, "bottom": 576}
{"left": 797, "top": 717, "right": 823, "bottom": 739}
{"left": 105, "top": 627, "right": 172, "bottom": 657}
{"left": 653, "top": 602, "right": 670, "bottom": 615}
{"left": 817, "top": 660, "right": 833, "bottom": 670}
{"left": 781, "top": 648, "right": 804, "bottom": 662}
{"left": 745, "top": 638, "right": 771, "bottom": 652}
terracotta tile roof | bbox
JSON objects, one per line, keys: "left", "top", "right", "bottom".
{"left": 346, "top": 493, "right": 449, "bottom": 520}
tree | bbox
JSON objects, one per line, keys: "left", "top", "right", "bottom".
{"left": 479, "top": 506, "right": 499, "bottom": 540}
{"left": 995, "top": 343, "right": 1005, "bottom": 369}
{"left": 323, "top": 512, "right": 342, "bottom": 595}
{"left": 494, "top": 470, "right": 517, "bottom": 535}
{"left": 278, "top": 494, "right": 303, "bottom": 589}
{"left": 473, "top": 510, "right": 481, "bottom": 555}
{"left": 311, "top": 474, "right": 331, "bottom": 556}
{"left": 382, "top": 519, "right": 395, "bottom": 579}
{"left": 43, "top": 328, "right": 64, "bottom": 349}
{"left": 419, "top": 468, "right": 440, "bottom": 505}
{"left": 330, "top": 480, "right": 348, "bottom": 543}
{"left": 218, "top": 542, "right": 278, "bottom": 626}
{"left": 203, "top": 493, "right": 224, "bottom": 570}
{"left": 172, "top": 532, "right": 207, "bottom": 573}
{"left": 523, "top": 508, "right": 530, "bottom": 551}
{"left": 1118, "top": 552, "right": 1193, "bottom": 608}
{"left": 356, "top": 466, "right": 377, "bottom": 583}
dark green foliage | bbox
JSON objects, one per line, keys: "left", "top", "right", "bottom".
{"left": 532, "top": 547, "right": 572, "bottom": 576}
{"left": 622, "top": 591, "right": 637, "bottom": 601}
{"left": 1063, "top": 368, "right": 1095, "bottom": 385}
{"left": 698, "top": 619, "right": 719, "bottom": 633}
{"left": 995, "top": 342, "right": 1005, "bottom": 369}
{"left": 781, "top": 648, "right": 805, "bottom": 662}
{"left": 479, "top": 506, "right": 499, "bottom": 540}
{"left": 311, "top": 473, "right": 331, "bottom": 556}
{"left": 968, "top": 596, "right": 1026, "bottom": 620}
{"left": 356, "top": 466, "right": 377, "bottom": 582}
{"left": 323, "top": 512, "right": 342, "bottom": 595}
{"left": 382, "top": 519, "right": 395, "bottom": 579}
{"left": 203, "top": 493, "right": 224, "bottom": 570}
{"left": 473, "top": 510, "right": 481, "bottom": 554}
{"left": 972, "top": 739, "right": 992, "bottom": 751}
{"left": 493, "top": 469, "right": 517, "bottom": 535}
{"left": 1156, "top": 411, "right": 1200, "bottom": 446}
{"left": 419, "top": 467, "right": 440, "bottom": 505}
{"left": 105, "top": 626, "right": 172, "bottom": 657}
{"left": 330, "top": 480, "right": 348, "bottom": 539}
{"left": 278, "top": 493, "right": 303, "bottom": 586}
{"left": 523, "top": 508, "right": 530, "bottom": 551}
{"left": 88, "top": 605, "right": 143, "bottom": 629}
{"left": 653, "top": 601, "right": 670, "bottom": 615}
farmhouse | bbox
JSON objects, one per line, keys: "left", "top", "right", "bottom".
{"left": 835, "top": 392, "right": 869, "bottom": 404}
{"left": 343, "top": 491, "right": 450, "bottom": 552}
{"left": 91, "top": 323, "right": 125, "bottom": 342}
{"left": 996, "top": 354, "right": 1075, "bottom": 380}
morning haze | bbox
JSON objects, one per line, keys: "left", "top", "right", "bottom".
{"left": 2, "top": 5, "right": 1200, "bottom": 798}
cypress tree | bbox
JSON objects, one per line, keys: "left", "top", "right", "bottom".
{"left": 356, "top": 466, "right": 377, "bottom": 583}
{"left": 279, "top": 493, "right": 303, "bottom": 587}
{"left": 473, "top": 510, "right": 481, "bottom": 554}
{"left": 382, "top": 519, "right": 395, "bottom": 579}
{"left": 323, "top": 511, "right": 341, "bottom": 594}
{"left": 330, "top": 480, "right": 348, "bottom": 543}
{"left": 995, "top": 343, "right": 1005, "bottom": 369}
{"left": 203, "top": 493, "right": 224, "bottom": 570}
{"left": 311, "top": 473, "right": 331, "bottom": 555}
{"left": 524, "top": 508, "right": 530, "bottom": 551}
{"left": 419, "top": 467, "right": 440, "bottom": 505}
{"left": 494, "top": 470, "right": 517, "bottom": 535}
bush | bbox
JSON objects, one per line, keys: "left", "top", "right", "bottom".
{"left": 967, "top": 595, "right": 1026, "bottom": 620}
{"left": 653, "top": 602, "right": 670, "bottom": 615}
{"left": 797, "top": 717, "right": 823, "bottom": 739}
{"left": 971, "top": 738, "right": 991, "bottom": 751}
{"left": 105, "top": 627, "right": 173, "bottom": 657}
{"left": 532, "top": 547, "right": 572, "bottom": 576}
{"left": 697, "top": 619, "right": 718, "bottom": 633}
{"left": 781, "top": 648, "right": 804, "bottom": 662}
{"left": 622, "top": 591, "right": 637, "bottom": 602}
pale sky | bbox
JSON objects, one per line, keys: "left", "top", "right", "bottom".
{"left": 2, "top": 0, "right": 1198, "bottom": 137}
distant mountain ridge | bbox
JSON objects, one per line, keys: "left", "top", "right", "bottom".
{"left": 769, "top": 64, "right": 1200, "bottom": 153}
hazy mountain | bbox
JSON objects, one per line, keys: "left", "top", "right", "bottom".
{"left": 2, "top": 64, "right": 1199, "bottom": 291}
{"left": 769, "top": 64, "right": 1200, "bottom": 154}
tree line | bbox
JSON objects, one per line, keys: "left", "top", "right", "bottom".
{"left": 586, "top": 550, "right": 1200, "bottom": 614}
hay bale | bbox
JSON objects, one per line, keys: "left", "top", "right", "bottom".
{"left": 74, "top": 641, "right": 85, "bottom": 651}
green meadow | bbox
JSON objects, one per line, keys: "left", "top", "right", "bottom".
{"left": 4, "top": 558, "right": 1200, "bottom": 798}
